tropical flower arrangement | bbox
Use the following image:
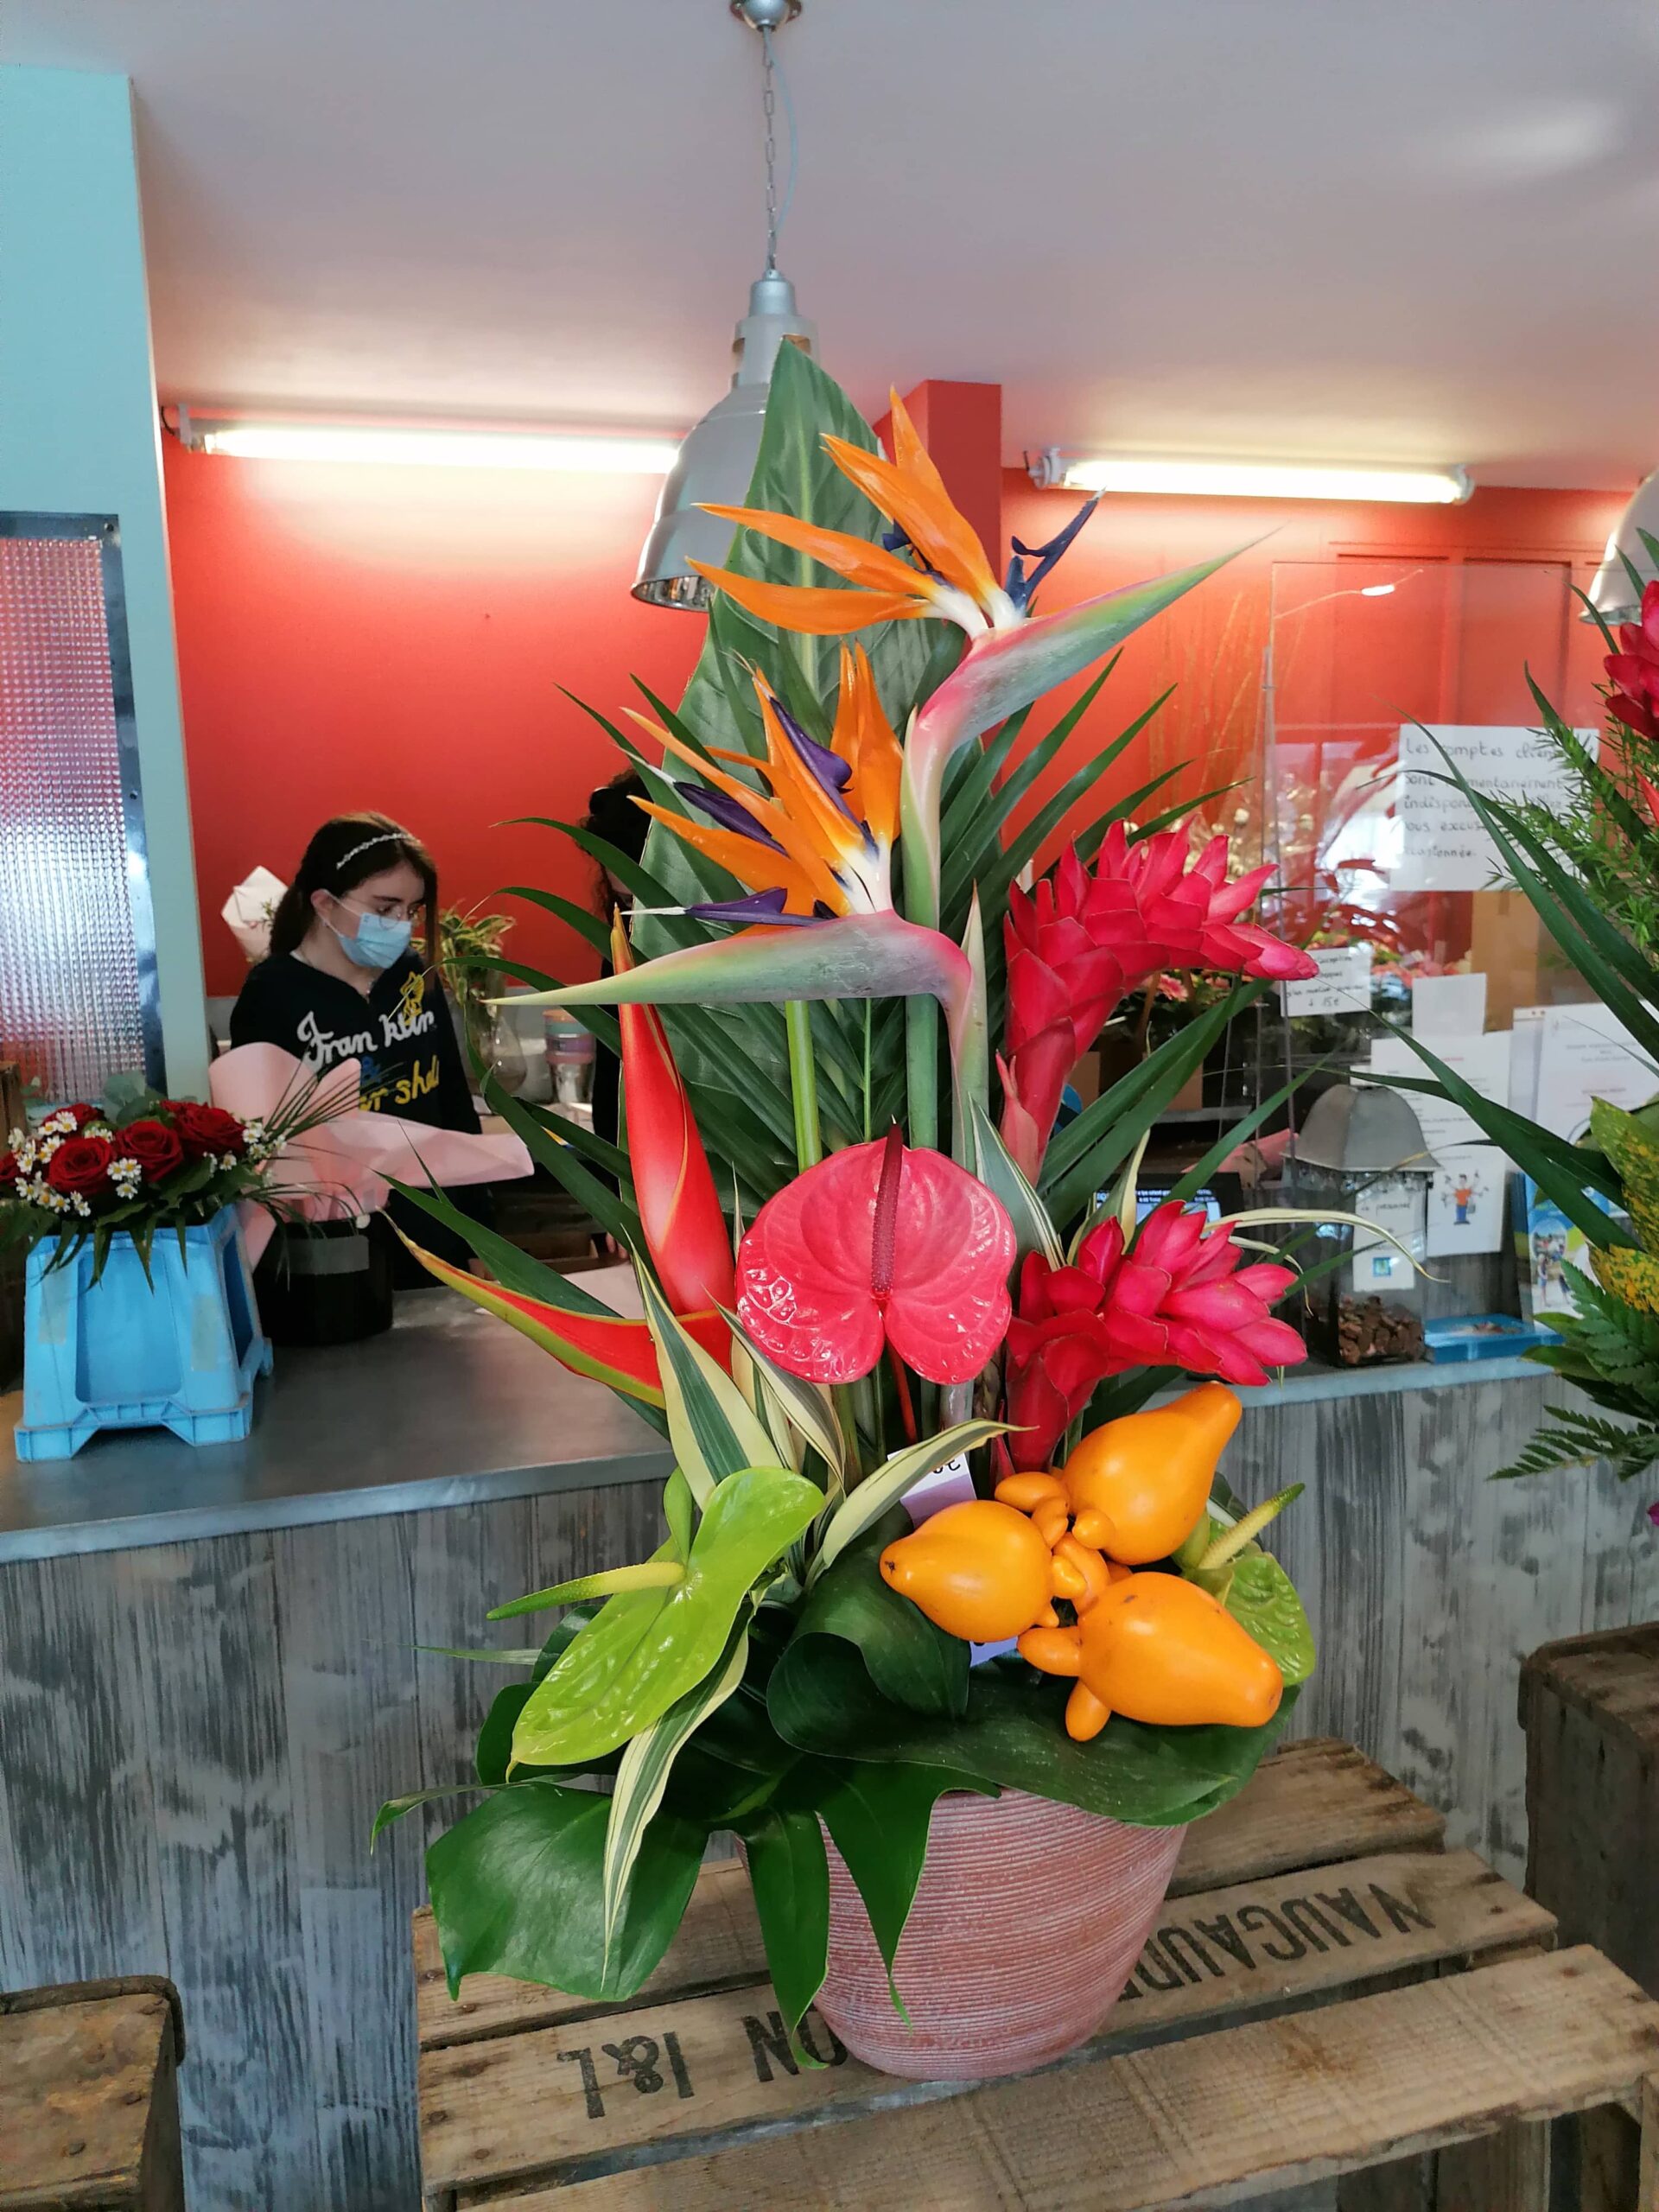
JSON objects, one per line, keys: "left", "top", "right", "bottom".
{"left": 1371, "top": 544, "right": 1659, "bottom": 1515}
{"left": 383, "top": 347, "right": 1332, "bottom": 2060}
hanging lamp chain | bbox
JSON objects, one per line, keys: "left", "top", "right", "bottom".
{"left": 760, "top": 28, "right": 780, "bottom": 272}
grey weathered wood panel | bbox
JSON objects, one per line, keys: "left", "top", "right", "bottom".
{"left": 0, "top": 1376, "right": 1652, "bottom": 2209}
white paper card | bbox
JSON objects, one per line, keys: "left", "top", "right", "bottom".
{"left": 1391, "top": 725, "right": 1596, "bottom": 892}
{"left": 1509, "top": 1009, "right": 1546, "bottom": 1123}
{"left": 1363, "top": 1032, "right": 1510, "bottom": 1155}
{"left": 1533, "top": 1004, "right": 1658, "bottom": 1142}
{"left": 1425, "top": 1143, "right": 1505, "bottom": 1257}
{"left": 1351, "top": 1176, "right": 1425, "bottom": 1292}
{"left": 1412, "top": 971, "right": 1486, "bottom": 1039}
{"left": 1282, "top": 945, "right": 1372, "bottom": 1018}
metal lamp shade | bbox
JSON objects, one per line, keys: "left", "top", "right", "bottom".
{"left": 1586, "top": 464, "right": 1659, "bottom": 624}
{"left": 633, "top": 271, "right": 816, "bottom": 610}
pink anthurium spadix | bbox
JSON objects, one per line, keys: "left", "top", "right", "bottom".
{"left": 613, "top": 917, "right": 735, "bottom": 1315}
{"left": 689, "top": 386, "right": 1240, "bottom": 929}
{"left": 735, "top": 1123, "right": 1017, "bottom": 1385}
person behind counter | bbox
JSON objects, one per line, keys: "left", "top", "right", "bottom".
{"left": 230, "top": 811, "right": 486, "bottom": 1274}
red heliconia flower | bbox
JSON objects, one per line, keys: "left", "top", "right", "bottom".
{"left": 999, "top": 826, "right": 1319, "bottom": 1180}
{"left": 736, "top": 1124, "right": 1016, "bottom": 1385}
{"left": 1001, "top": 1200, "right": 1306, "bottom": 1468}
{"left": 614, "top": 917, "right": 735, "bottom": 1318}
{"left": 1606, "top": 582, "right": 1659, "bottom": 744}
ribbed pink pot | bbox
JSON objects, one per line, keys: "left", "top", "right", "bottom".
{"left": 813, "top": 1789, "right": 1186, "bottom": 2080}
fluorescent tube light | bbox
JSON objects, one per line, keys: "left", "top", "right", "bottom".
{"left": 175, "top": 411, "right": 678, "bottom": 475}
{"left": 1029, "top": 448, "right": 1471, "bottom": 505}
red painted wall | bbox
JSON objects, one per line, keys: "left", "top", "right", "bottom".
{"left": 996, "top": 472, "right": 1623, "bottom": 846}
{"left": 167, "top": 413, "right": 1625, "bottom": 997}
{"left": 165, "top": 436, "right": 704, "bottom": 995}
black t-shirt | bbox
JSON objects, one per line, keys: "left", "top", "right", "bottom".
{"left": 230, "top": 951, "right": 487, "bottom": 1274}
{"left": 231, "top": 952, "right": 480, "bottom": 1132}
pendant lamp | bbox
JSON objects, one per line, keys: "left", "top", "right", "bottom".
{"left": 633, "top": 0, "right": 816, "bottom": 610}
{"left": 1586, "top": 467, "right": 1659, "bottom": 623}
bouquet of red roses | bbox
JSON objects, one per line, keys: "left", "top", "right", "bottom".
{"left": 1, "top": 1093, "right": 284, "bottom": 1277}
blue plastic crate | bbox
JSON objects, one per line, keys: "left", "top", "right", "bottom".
{"left": 14, "top": 1208, "right": 272, "bottom": 1460}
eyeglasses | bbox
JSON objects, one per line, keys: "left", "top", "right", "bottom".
{"left": 338, "top": 891, "right": 426, "bottom": 924}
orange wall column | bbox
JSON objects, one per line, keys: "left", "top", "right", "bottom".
{"left": 877, "top": 379, "right": 1005, "bottom": 569}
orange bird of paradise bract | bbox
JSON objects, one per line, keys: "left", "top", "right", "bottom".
{"left": 631, "top": 647, "right": 902, "bottom": 926}
{"left": 692, "top": 389, "right": 1236, "bottom": 930}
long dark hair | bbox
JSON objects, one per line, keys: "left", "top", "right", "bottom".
{"left": 268, "top": 812, "right": 438, "bottom": 957}
{"left": 582, "top": 769, "right": 649, "bottom": 916}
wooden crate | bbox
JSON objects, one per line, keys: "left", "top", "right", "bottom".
{"left": 416, "top": 1737, "right": 1649, "bottom": 2209}
{"left": 1522, "top": 1621, "right": 1659, "bottom": 1999}
{"left": 0, "top": 1976, "right": 186, "bottom": 2210}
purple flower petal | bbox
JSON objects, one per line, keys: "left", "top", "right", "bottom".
{"left": 685, "top": 888, "right": 820, "bottom": 927}
{"left": 681, "top": 782, "right": 787, "bottom": 852}
{"left": 768, "top": 698, "right": 856, "bottom": 809}
{"left": 1006, "top": 494, "right": 1102, "bottom": 613}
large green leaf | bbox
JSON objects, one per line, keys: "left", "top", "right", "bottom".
{"left": 817, "top": 1760, "right": 995, "bottom": 2011}
{"left": 734, "top": 1802, "right": 830, "bottom": 2050}
{"left": 426, "top": 1782, "right": 703, "bottom": 2001}
{"left": 675, "top": 343, "right": 946, "bottom": 742}
{"left": 772, "top": 1638, "right": 1297, "bottom": 1827}
{"left": 771, "top": 1513, "right": 969, "bottom": 1723}
{"left": 602, "top": 1625, "right": 750, "bottom": 1965}
{"left": 512, "top": 1466, "right": 823, "bottom": 1768}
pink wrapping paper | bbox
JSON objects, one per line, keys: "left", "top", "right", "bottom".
{"left": 210, "top": 1042, "right": 532, "bottom": 1262}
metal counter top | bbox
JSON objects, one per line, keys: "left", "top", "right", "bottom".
{"left": 0, "top": 1289, "right": 671, "bottom": 1562}
{"left": 0, "top": 1277, "right": 1543, "bottom": 1564}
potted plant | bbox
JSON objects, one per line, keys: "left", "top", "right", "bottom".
{"left": 1368, "top": 552, "right": 1659, "bottom": 1521}
{"left": 1, "top": 1083, "right": 328, "bottom": 1457}
{"left": 436, "top": 904, "right": 515, "bottom": 1071}
{"left": 380, "top": 349, "right": 1342, "bottom": 2075}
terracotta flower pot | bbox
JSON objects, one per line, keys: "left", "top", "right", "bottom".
{"left": 813, "top": 1787, "right": 1185, "bottom": 2080}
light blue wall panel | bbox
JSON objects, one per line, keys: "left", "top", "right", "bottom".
{"left": 0, "top": 66, "right": 207, "bottom": 1094}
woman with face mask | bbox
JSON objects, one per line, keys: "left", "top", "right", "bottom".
{"left": 230, "top": 812, "right": 485, "bottom": 1281}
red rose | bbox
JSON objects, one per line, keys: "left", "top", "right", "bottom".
{"left": 67, "top": 1103, "right": 103, "bottom": 1128}
{"left": 46, "top": 1135, "right": 115, "bottom": 1197}
{"left": 169, "top": 1102, "right": 245, "bottom": 1160}
{"left": 116, "top": 1118, "right": 185, "bottom": 1179}
{"left": 0, "top": 1150, "right": 20, "bottom": 1192}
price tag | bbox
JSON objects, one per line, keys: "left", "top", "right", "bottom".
{"left": 1281, "top": 946, "right": 1372, "bottom": 1019}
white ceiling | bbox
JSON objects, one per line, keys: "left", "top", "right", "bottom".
{"left": 10, "top": 0, "right": 1659, "bottom": 487}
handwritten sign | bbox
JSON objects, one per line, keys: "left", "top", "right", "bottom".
{"left": 1281, "top": 945, "right": 1372, "bottom": 1019}
{"left": 1391, "top": 725, "right": 1594, "bottom": 892}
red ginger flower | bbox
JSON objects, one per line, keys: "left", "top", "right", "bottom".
{"left": 999, "top": 824, "right": 1318, "bottom": 1180}
{"left": 1001, "top": 1201, "right": 1305, "bottom": 1469}
{"left": 1606, "top": 582, "right": 1659, "bottom": 743}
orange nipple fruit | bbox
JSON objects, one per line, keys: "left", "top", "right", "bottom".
{"left": 1060, "top": 1382, "right": 1242, "bottom": 1563}
{"left": 1019, "top": 1568, "right": 1282, "bottom": 1739}
{"left": 879, "top": 1499, "right": 1058, "bottom": 1643}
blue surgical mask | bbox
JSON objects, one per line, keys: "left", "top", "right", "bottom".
{"left": 330, "top": 907, "right": 413, "bottom": 970}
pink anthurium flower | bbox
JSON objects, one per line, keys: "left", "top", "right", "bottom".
{"left": 735, "top": 1124, "right": 1016, "bottom": 1385}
